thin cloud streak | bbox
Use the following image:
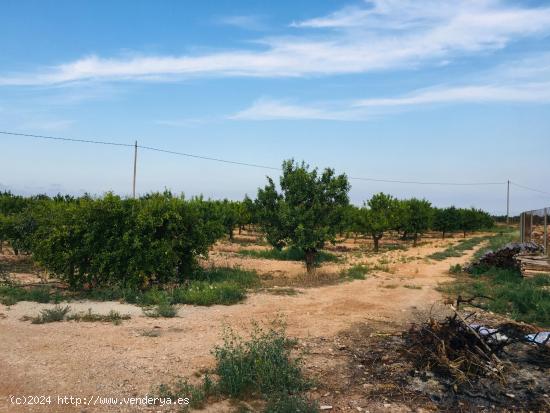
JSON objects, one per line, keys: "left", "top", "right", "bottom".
{"left": 1, "top": 1, "right": 550, "bottom": 86}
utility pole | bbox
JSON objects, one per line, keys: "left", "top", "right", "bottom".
{"left": 132, "top": 140, "right": 138, "bottom": 199}
{"left": 506, "top": 179, "right": 510, "bottom": 224}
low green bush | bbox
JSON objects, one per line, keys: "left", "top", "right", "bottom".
{"left": 443, "top": 266, "right": 550, "bottom": 327}
{"left": 213, "top": 321, "right": 309, "bottom": 398}
{"left": 143, "top": 303, "right": 178, "bottom": 318}
{"left": 157, "top": 375, "right": 214, "bottom": 410}
{"left": 238, "top": 247, "right": 339, "bottom": 264}
{"left": 172, "top": 281, "right": 245, "bottom": 306}
{"left": 29, "top": 305, "right": 70, "bottom": 324}
{"left": 341, "top": 264, "right": 370, "bottom": 280}
{"left": 264, "top": 393, "right": 319, "bottom": 413}
{"left": 449, "top": 264, "right": 462, "bottom": 274}
{"left": 67, "top": 309, "right": 130, "bottom": 324}
{"left": 0, "top": 285, "right": 54, "bottom": 305}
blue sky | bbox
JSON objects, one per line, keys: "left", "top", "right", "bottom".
{"left": 1, "top": 0, "right": 550, "bottom": 214}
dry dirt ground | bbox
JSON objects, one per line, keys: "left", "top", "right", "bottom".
{"left": 0, "top": 235, "right": 486, "bottom": 412}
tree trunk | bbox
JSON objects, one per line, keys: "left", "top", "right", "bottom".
{"left": 413, "top": 234, "right": 418, "bottom": 247}
{"left": 463, "top": 230, "right": 466, "bottom": 238}
{"left": 373, "top": 236, "right": 380, "bottom": 253}
{"left": 229, "top": 228, "right": 234, "bottom": 240}
{"left": 304, "top": 249, "right": 317, "bottom": 274}
{"left": 442, "top": 231, "right": 445, "bottom": 239}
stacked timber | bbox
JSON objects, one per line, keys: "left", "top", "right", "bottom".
{"left": 467, "top": 242, "right": 544, "bottom": 274}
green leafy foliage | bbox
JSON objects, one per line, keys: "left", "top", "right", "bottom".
{"left": 432, "top": 206, "right": 461, "bottom": 239}
{"left": 341, "top": 264, "right": 370, "bottom": 280}
{"left": 355, "top": 193, "right": 399, "bottom": 252}
{"left": 143, "top": 303, "right": 178, "bottom": 318}
{"left": 1, "top": 192, "right": 225, "bottom": 289}
{"left": 255, "top": 160, "right": 350, "bottom": 272}
{"left": 444, "top": 268, "right": 550, "bottom": 327}
{"left": 213, "top": 320, "right": 309, "bottom": 398}
{"left": 264, "top": 393, "right": 319, "bottom": 413}
{"left": 428, "top": 236, "right": 488, "bottom": 260}
{"left": 29, "top": 305, "right": 71, "bottom": 324}
{"left": 238, "top": 247, "right": 339, "bottom": 264}
{"left": 458, "top": 207, "right": 494, "bottom": 237}
{"left": 400, "top": 198, "right": 433, "bottom": 246}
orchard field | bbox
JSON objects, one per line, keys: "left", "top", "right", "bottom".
{"left": 0, "top": 161, "right": 546, "bottom": 412}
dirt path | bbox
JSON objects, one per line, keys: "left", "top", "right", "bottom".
{"left": 0, "top": 239, "right": 482, "bottom": 412}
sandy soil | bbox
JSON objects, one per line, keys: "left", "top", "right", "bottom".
{"left": 0, "top": 236, "right": 484, "bottom": 412}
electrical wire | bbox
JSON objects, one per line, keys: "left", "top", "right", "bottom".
{"left": 510, "top": 181, "right": 550, "bottom": 197}
{"left": 0, "top": 130, "right": 133, "bottom": 148}
{"left": 0, "top": 129, "right": 530, "bottom": 188}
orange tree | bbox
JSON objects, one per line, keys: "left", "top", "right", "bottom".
{"left": 255, "top": 160, "right": 350, "bottom": 273}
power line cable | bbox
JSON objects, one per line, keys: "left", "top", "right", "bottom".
{"left": 510, "top": 181, "right": 550, "bottom": 197}
{"left": 347, "top": 176, "right": 504, "bottom": 186}
{"left": 0, "top": 129, "right": 517, "bottom": 187}
{"left": 0, "top": 130, "right": 133, "bottom": 148}
{"left": 138, "top": 144, "right": 280, "bottom": 171}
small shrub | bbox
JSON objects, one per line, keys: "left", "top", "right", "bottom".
{"left": 67, "top": 308, "right": 130, "bottom": 324}
{"left": 144, "top": 303, "right": 178, "bottom": 318}
{"left": 0, "top": 285, "right": 52, "bottom": 305}
{"left": 172, "top": 281, "right": 246, "bottom": 306}
{"left": 238, "top": 247, "right": 339, "bottom": 264}
{"left": 157, "top": 375, "right": 214, "bottom": 409}
{"left": 30, "top": 305, "right": 70, "bottom": 324}
{"left": 449, "top": 264, "right": 463, "bottom": 274}
{"left": 27, "top": 287, "right": 51, "bottom": 303}
{"left": 213, "top": 320, "right": 308, "bottom": 398}
{"left": 1, "top": 294, "right": 17, "bottom": 306}
{"left": 264, "top": 393, "right": 319, "bottom": 413}
{"left": 192, "top": 267, "right": 259, "bottom": 288}
{"left": 342, "top": 264, "right": 370, "bottom": 280}
{"left": 403, "top": 284, "right": 422, "bottom": 289}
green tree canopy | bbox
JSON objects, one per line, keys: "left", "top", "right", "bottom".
{"left": 356, "top": 193, "right": 399, "bottom": 252}
{"left": 401, "top": 198, "right": 433, "bottom": 246}
{"left": 256, "top": 160, "right": 350, "bottom": 272}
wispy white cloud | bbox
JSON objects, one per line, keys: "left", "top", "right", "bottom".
{"left": 354, "top": 83, "right": 550, "bottom": 108}
{"left": 18, "top": 119, "right": 75, "bottom": 131}
{"left": 154, "top": 117, "right": 213, "bottom": 127}
{"left": 231, "top": 54, "right": 550, "bottom": 121}
{"left": 217, "top": 15, "right": 267, "bottom": 31}
{"left": 229, "top": 98, "right": 364, "bottom": 121}
{"left": 1, "top": 1, "right": 550, "bottom": 86}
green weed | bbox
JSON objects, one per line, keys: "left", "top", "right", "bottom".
{"left": 264, "top": 393, "right": 319, "bottom": 413}
{"left": 442, "top": 267, "right": 550, "bottom": 327}
{"left": 238, "top": 247, "right": 339, "bottom": 264}
{"left": 428, "top": 236, "right": 488, "bottom": 261}
{"left": 341, "top": 264, "right": 370, "bottom": 280}
{"left": 67, "top": 309, "right": 130, "bottom": 324}
{"left": 213, "top": 320, "right": 309, "bottom": 398}
{"left": 29, "top": 305, "right": 70, "bottom": 324}
{"left": 143, "top": 303, "right": 178, "bottom": 318}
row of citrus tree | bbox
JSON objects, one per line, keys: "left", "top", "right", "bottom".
{"left": 0, "top": 160, "right": 493, "bottom": 285}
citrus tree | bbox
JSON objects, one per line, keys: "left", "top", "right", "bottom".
{"left": 356, "top": 193, "right": 399, "bottom": 252}
{"left": 256, "top": 160, "right": 350, "bottom": 273}
{"left": 401, "top": 198, "right": 433, "bottom": 246}
{"left": 432, "top": 206, "right": 460, "bottom": 239}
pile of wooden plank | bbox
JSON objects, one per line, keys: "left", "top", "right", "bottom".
{"left": 516, "top": 254, "right": 550, "bottom": 278}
